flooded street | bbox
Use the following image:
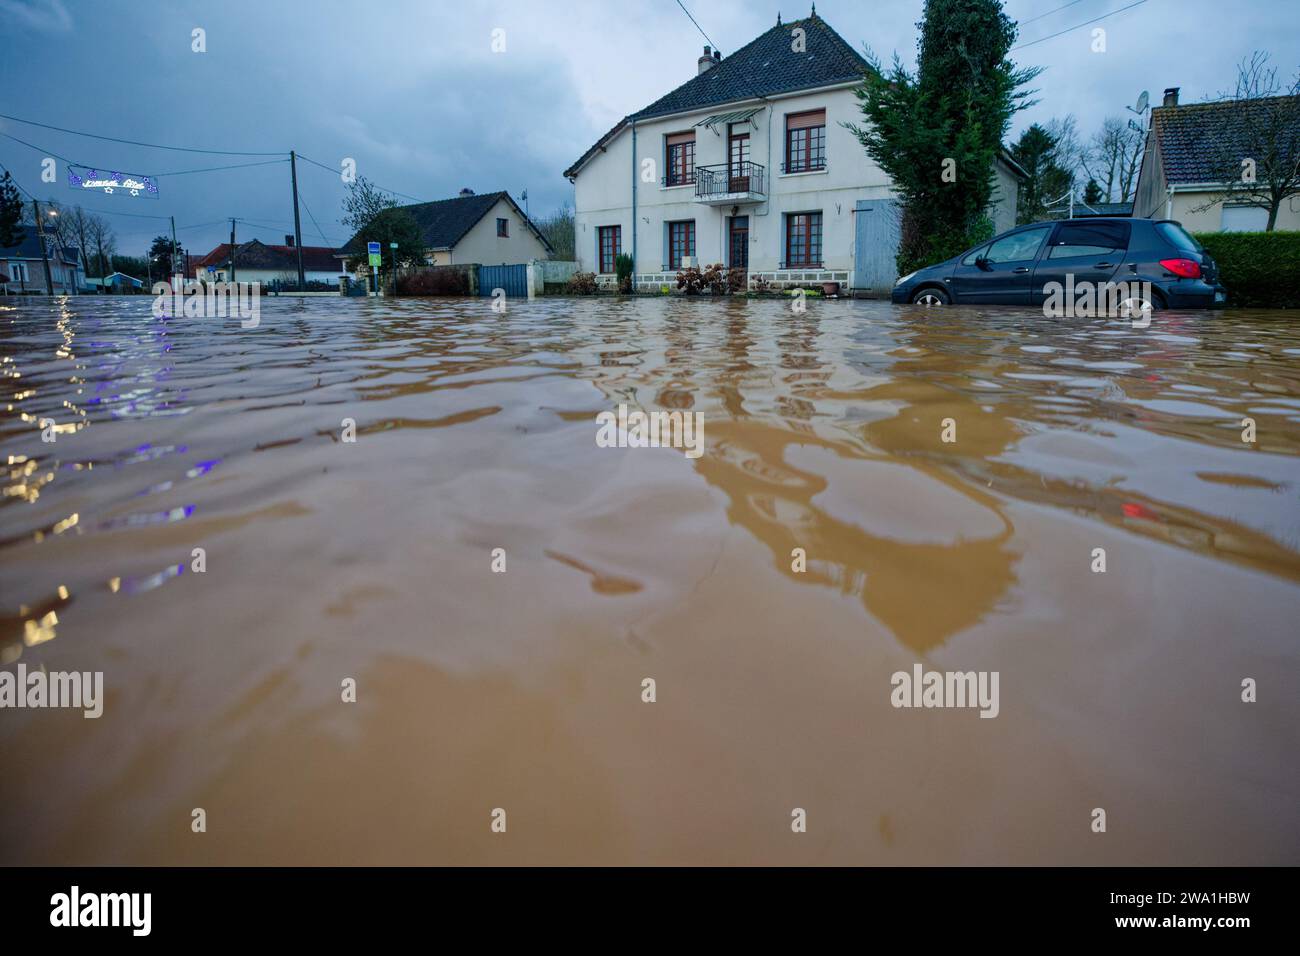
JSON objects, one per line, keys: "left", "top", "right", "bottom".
{"left": 2, "top": 295, "right": 1298, "bottom": 865}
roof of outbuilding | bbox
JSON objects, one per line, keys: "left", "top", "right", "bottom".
{"left": 1150, "top": 95, "right": 1300, "bottom": 184}
{"left": 564, "top": 12, "right": 869, "bottom": 178}
{"left": 193, "top": 240, "right": 341, "bottom": 273}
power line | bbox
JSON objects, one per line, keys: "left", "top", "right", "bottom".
{"left": 1, "top": 130, "right": 288, "bottom": 178}
{"left": 0, "top": 111, "right": 284, "bottom": 156}
{"left": 673, "top": 0, "right": 718, "bottom": 52}
{"left": 1019, "top": 0, "right": 1087, "bottom": 27}
{"left": 296, "top": 191, "right": 334, "bottom": 247}
{"left": 1012, "top": 0, "right": 1149, "bottom": 51}
{"left": 296, "top": 152, "right": 429, "bottom": 204}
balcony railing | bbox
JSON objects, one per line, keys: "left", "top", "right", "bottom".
{"left": 694, "top": 162, "right": 767, "bottom": 202}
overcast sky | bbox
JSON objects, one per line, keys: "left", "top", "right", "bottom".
{"left": 2, "top": 0, "right": 1296, "bottom": 256}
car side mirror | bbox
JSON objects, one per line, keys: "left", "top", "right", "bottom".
{"left": 975, "top": 256, "right": 992, "bottom": 271}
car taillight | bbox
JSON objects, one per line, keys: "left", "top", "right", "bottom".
{"left": 1159, "top": 258, "right": 1201, "bottom": 279}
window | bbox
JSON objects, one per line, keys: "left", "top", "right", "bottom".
{"left": 785, "top": 212, "right": 822, "bottom": 267}
{"left": 1046, "top": 220, "right": 1128, "bottom": 258}
{"left": 1155, "top": 221, "right": 1202, "bottom": 253}
{"left": 785, "top": 110, "right": 826, "bottom": 173}
{"left": 985, "top": 227, "right": 1049, "bottom": 263}
{"left": 598, "top": 225, "right": 621, "bottom": 274}
{"left": 666, "top": 132, "right": 695, "bottom": 186}
{"left": 496, "top": 218, "right": 509, "bottom": 237}
{"left": 7, "top": 262, "right": 28, "bottom": 282}
{"left": 961, "top": 245, "right": 990, "bottom": 266}
{"left": 668, "top": 220, "right": 695, "bottom": 269}
{"left": 1220, "top": 204, "right": 1268, "bottom": 232}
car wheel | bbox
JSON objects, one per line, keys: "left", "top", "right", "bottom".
{"left": 911, "top": 287, "right": 950, "bottom": 306}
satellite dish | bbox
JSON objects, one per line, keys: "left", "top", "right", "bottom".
{"left": 1136, "top": 90, "right": 1149, "bottom": 113}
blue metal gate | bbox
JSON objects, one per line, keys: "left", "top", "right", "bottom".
{"left": 476, "top": 264, "right": 528, "bottom": 298}
{"left": 853, "top": 199, "right": 901, "bottom": 294}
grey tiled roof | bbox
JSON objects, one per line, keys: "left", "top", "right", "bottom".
{"left": 1151, "top": 95, "right": 1300, "bottom": 184}
{"left": 564, "top": 13, "right": 869, "bottom": 178}
{"left": 342, "top": 191, "right": 552, "bottom": 256}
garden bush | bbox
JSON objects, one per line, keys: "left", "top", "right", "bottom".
{"left": 566, "top": 271, "right": 598, "bottom": 295}
{"left": 395, "top": 268, "right": 470, "bottom": 296}
{"left": 1191, "top": 230, "right": 1300, "bottom": 309}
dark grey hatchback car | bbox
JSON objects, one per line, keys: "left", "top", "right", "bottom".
{"left": 891, "top": 218, "right": 1225, "bottom": 309}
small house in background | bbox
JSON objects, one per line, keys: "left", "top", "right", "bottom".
{"left": 190, "top": 238, "right": 342, "bottom": 286}
{"left": 0, "top": 226, "right": 86, "bottom": 294}
{"left": 87, "top": 272, "right": 145, "bottom": 293}
{"left": 1133, "top": 86, "right": 1300, "bottom": 230}
{"left": 338, "top": 189, "right": 553, "bottom": 270}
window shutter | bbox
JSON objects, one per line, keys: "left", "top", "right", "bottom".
{"left": 786, "top": 110, "right": 825, "bottom": 130}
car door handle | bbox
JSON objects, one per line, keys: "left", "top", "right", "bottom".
{"left": 1012, "top": 267, "right": 1030, "bottom": 274}
{"left": 1094, "top": 262, "right": 1113, "bottom": 268}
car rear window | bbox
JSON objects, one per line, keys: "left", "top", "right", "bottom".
{"left": 1155, "top": 222, "right": 1203, "bottom": 253}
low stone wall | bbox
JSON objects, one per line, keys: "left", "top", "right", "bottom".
{"left": 629, "top": 269, "right": 851, "bottom": 293}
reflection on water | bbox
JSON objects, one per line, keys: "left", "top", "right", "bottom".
{"left": 2, "top": 296, "right": 1298, "bottom": 865}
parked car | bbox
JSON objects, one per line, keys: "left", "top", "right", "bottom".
{"left": 891, "top": 218, "right": 1226, "bottom": 309}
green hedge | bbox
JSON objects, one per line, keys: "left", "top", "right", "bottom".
{"left": 1191, "top": 230, "right": 1300, "bottom": 309}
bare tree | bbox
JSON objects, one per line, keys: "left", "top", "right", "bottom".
{"left": 1192, "top": 52, "right": 1300, "bottom": 231}
{"left": 1044, "top": 114, "right": 1085, "bottom": 189}
{"left": 62, "top": 206, "right": 95, "bottom": 275}
{"left": 341, "top": 176, "right": 398, "bottom": 233}
{"left": 535, "top": 202, "right": 574, "bottom": 260}
{"left": 87, "top": 215, "right": 115, "bottom": 278}
{"left": 1081, "top": 116, "right": 1145, "bottom": 203}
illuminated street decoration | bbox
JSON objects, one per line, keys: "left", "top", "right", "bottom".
{"left": 68, "top": 164, "right": 159, "bottom": 198}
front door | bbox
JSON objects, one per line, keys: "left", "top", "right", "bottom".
{"left": 729, "top": 216, "right": 749, "bottom": 270}
{"left": 728, "top": 126, "right": 750, "bottom": 192}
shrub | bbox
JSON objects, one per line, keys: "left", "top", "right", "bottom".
{"left": 396, "top": 268, "right": 470, "bottom": 296}
{"left": 615, "top": 253, "right": 633, "bottom": 284}
{"left": 566, "top": 271, "right": 598, "bottom": 295}
{"left": 677, "top": 262, "right": 727, "bottom": 295}
{"left": 726, "top": 267, "right": 747, "bottom": 294}
{"left": 1191, "top": 230, "right": 1300, "bottom": 309}
{"left": 750, "top": 274, "right": 772, "bottom": 293}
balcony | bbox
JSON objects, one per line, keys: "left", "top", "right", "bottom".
{"left": 693, "top": 162, "right": 767, "bottom": 205}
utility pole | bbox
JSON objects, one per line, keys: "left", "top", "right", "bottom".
{"left": 229, "top": 218, "right": 237, "bottom": 283}
{"left": 32, "top": 199, "right": 54, "bottom": 296}
{"left": 170, "top": 215, "right": 181, "bottom": 287}
{"left": 289, "top": 150, "right": 305, "bottom": 289}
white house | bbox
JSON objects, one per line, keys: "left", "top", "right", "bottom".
{"left": 191, "top": 239, "right": 344, "bottom": 286}
{"left": 339, "top": 189, "right": 553, "bottom": 268}
{"left": 564, "top": 10, "right": 1022, "bottom": 294}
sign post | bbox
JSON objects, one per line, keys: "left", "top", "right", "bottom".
{"left": 367, "top": 241, "right": 381, "bottom": 296}
{"left": 389, "top": 242, "right": 398, "bottom": 290}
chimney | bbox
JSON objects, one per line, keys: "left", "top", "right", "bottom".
{"left": 698, "top": 45, "right": 715, "bottom": 75}
{"left": 285, "top": 234, "right": 294, "bottom": 247}
{"left": 1162, "top": 87, "right": 1180, "bottom": 107}
{"left": 459, "top": 187, "right": 475, "bottom": 196}
{"left": 713, "top": 50, "right": 721, "bottom": 63}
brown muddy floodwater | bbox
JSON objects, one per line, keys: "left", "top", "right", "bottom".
{"left": 2, "top": 295, "right": 1298, "bottom": 866}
